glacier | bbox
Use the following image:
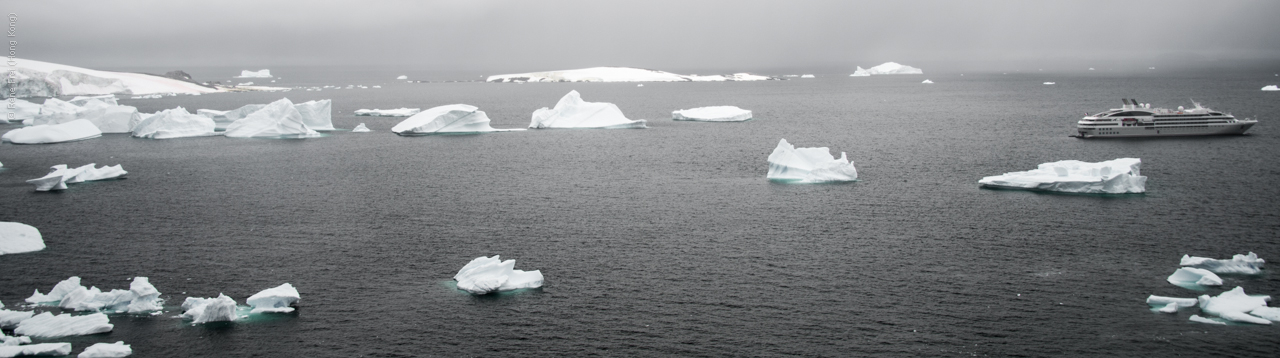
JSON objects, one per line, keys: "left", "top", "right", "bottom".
{"left": 530, "top": 91, "right": 646, "bottom": 129}
{"left": 454, "top": 256, "right": 544, "bottom": 295}
{"left": 849, "top": 66, "right": 871, "bottom": 77}
{"left": 1197, "top": 287, "right": 1274, "bottom": 325}
{"left": 181, "top": 294, "right": 239, "bottom": 324}
{"left": 1166, "top": 267, "right": 1222, "bottom": 288}
{"left": 0, "top": 222, "right": 44, "bottom": 255}
{"left": 978, "top": 158, "right": 1146, "bottom": 194}
{"left": 2, "top": 58, "right": 220, "bottom": 97}
{"left": 224, "top": 98, "right": 321, "bottom": 139}
{"left": 131, "top": 107, "right": 217, "bottom": 139}
{"left": 766, "top": 139, "right": 858, "bottom": 183}
{"left": 672, "top": 106, "right": 753, "bottom": 122}
{"left": 487, "top": 67, "right": 774, "bottom": 83}
{"left": 1146, "top": 295, "right": 1198, "bottom": 313}
{"left": 351, "top": 123, "right": 371, "bottom": 132}
{"left": 1181, "top": 252, "right": 1265, "bottom": 274}
{"left": 393, "top": 104, "right": 524, "bottom": 135}
{"left": 355, "top": 108, "right": 421, "bottom": 117}
{"left": 246, "top": 283, "right": 300, "bottom": 313}
{"left": 0, "top": 343, "right": 72, "bottom": 357}
{"left": 78, "top": 341, "right": 130, "bottom": 358}
{"left": 2, "top": 119, "right": 103, "bottom": 144}
{"left": 14, "top": 312, "right": 113, "bottom": 338}
{"left": 1262, "top": 85, "right": 1278, "bottom": 91}
{"left": 236, "top": 70, "right": 272, "bottom": 78}
{"left": 864, "top": 62, "right": 924, "bottom": 75}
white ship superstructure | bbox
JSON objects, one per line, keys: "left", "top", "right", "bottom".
{"left": 1076, "top": 99, "right": 1256, "bottom": 138}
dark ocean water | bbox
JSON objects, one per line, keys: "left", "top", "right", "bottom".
{"left": 3, "top": 70, "right": 1280, "bottom": 357}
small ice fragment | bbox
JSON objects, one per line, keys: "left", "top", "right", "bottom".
{"left": 1167, "top": 267, "right": 1223, "bottom": 287}
{"left": 1197, "top": 287, "right": 1272, "bottom": 324}
{"left": 236, "top": 69, "right": 272, "bottom": 78}
{"left": 921, "top": 79, "right": 933, "bottom": 84}
{"left": 246, "top": 283, "right": 300, "bottom": 313}
{"left": 14, "top": 312, "right": 113, "bottom": 338}
{"left": 78, "top": 341, "right": 131, "bottom": 358}
{"left": 1146, "top": 295, "right": 1197, "bottom": 313}
{"left": 1180, "top": 252, "right": 1264, "bottom": 274}
{"left": 1261, "top": 85, "right": 1278, "bottom": 91}
{"left": 1189, "top": 314, "right": 1226, "bottom": 325}
{"left": 800, "top": 74, "right": 815, "bottom": 78}
{"left": 454, "top": 255, "right": 544, "bottom": 295}
{"left": 396, "top": 75, "right": 408, "bottom": 80}
{"left": 1043, "top": 82, "right": 1055, "bottom": 85}
{"left": 66, "top": 164, "right": 127, "bottom": 184}
{"left": 351, "top": 123, "right": 371, "bottom": 132}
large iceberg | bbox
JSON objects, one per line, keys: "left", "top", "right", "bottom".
{"left": 14, "top": 312, "right": 113, "bottom": 338}
{"left": 1166, "top": 267, "right": 1223, "bottom": 287}
{"left": 454, "top": 256, "right": 544, "bottom": 295}
{"left": 236, "top": 70, "right": 272, "bottom": 78}
{"left": 392, "top": 104, "right": 524, "bottom": 135}
{"left": 1197, "top": 287, "right": 1273, "bottom": 324}
{"left": 355, "top": 108, "right": 421, "bottom": 117}
{"left": 978, "top": 158, "right": 1146, "bottom": 194}
{"left": 224, "top": 98, "right": 321, "bottom": 139}
{"left": 766, "top": 139, "right": 858, "bottom": 183}
{"left": 2, "top": 58, "right": 220, "bottom": 98}
{"left": 487, "top": 67, "right": 774, "bottom": 82}
{"left": 672, "top": 106, "right": 752, "bottom": 122}
{"left": 849, "top": 66, "right": 871, "bottom": 77}
{"left": 1181, "top": 252, "right": 1265, "bottom": 274}
{"left": 864, "top": 62, "right": 924, "bottom": 75}
{"left": 181, "top": 294, "right": 238, "bottom": 324}
{"left": 197, "top": 104, "right": 266, "bottom": 130}
{"left": 1146, "top": 295, "right": 1198, "bottom": 313}
{"left": 294, "top": 99, "right": 334, "bottom": 131}
{"left": 2, "top": 119, "right": 103, "bottom": 144}
{"left": 246, "top": 283, "right": 300, "bottom": 313}
{"left": 530, "top": 91, "right": 646, "bottom": 129}
{"left": 0, "top": 343, "right": 73, "bottom": 357}
{"left": 1262, "top": 85, "right": 1278, "bottom": 91}
{"left": 0, "top": 222, "right": 44, "bottom": 255}
{"left": 131, "top": 107, "right": 217, "bottom": 139}
{"left": 78, "top": 341, "right": 131, "bottom": 358}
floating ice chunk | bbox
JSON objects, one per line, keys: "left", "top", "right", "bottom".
{"left": 14, "top": 312, "right": 113, "bottom": 338}
{"left": 1197, "top": 286, "right": 1272, "bottom": 324}
{"left": 865, "top": 62, "right": 923, "bottom": 75}
{"left": 1250, "top": 306, "right": 1280, "bottom": 321}
{"left": 978, "top": 158, "right": 1146, "bottom": 194}
{"left": 0, "top": 222, "right": 44, "bottom": 255}
{"left": 1262, "top": 85, "right": 1278, "bottom": 91}
{"left": 396, "top": 75, "right": 407, "bottom": 80}
{"left": 672, "top": 106, "right": 752, "bottom": 122}
{"left": 766, "top": 139, "right": 858, "bottom": 183}
{"left": 1167, "top": 267, "right": 1223, "bottom": 287}
{"left": 26, "top": 165, "right": 83, "bottom": 191}
{"left": 1, "top": 99, "right": 41, "bottom": 123}
{"left": 32, "top": 277, "right": 161, "bottom": 314}
{"left": 1044, "top": 82, "right": 1056, "bottom": 85}
{"left": 75, "top": 100, "right": 141, "bottom": 134}
{"left": 131, "top": 107, "right": 216, "bottom": 139}
{"left": 530, "top": 91, "right": 646, "bottom": 129}
{"left": 351, "top": 123, "right": 371, "bottom": 132}
{"left": 637, "top": 84, "right": 643, "bottom": 87}
{"left": 66, "top": 164, "right": 127, "bottom": 184}
{"left": 0, "top": 310, "right": 35, "bottom": 329}
{"left": 800, "top": 74, "right": 815, "bottom": 78}
{"left": 1146, "top": 295, "right": 1198, "bottom": 313}
{"left": 394, "top": 104, "right": 524, "bottom": 135}
{"left": 453, "top": 255, "right": 544, "bottom": 295}
{"left": 27, "top": 277, "right": 83, "bottom": 304}
{"left": 1089, "top": 68, "right": 1095, "bottom": 71}
{"left": 1189, "top": 314, "right": 1226, "bottom": 325}
{"left": 1181, "top": 252, "right": 1265, "bottom": 274}
{"left": 236, "top": 70, "right": 272, "bottom": 78}
{"left": 0, "top": 343, "right": 73, "bottom": 357}
{"left": 225, "top": 98, "right": 320, "bottom": 138}
{"left": 78, "top": 341, "right": 130, "bottom": 358}
{"left": 2, "top": 119, "right": 102, "bottom": 144}
{"left": 849, "top": 66, "right": 871, "bottom": 77}
{"left": 181, "top": 294, "right": 238, "bottom": 324}
{"left": 921, "top": 79, "right": 934, "bottom": 84}
{"left": 246, "top": 283, "right": 300, "bottom": 313}
{"left": 31, "top": 99, "right": 80, "bottom": 125}
{"left": 197, "top": 104, "right": 266, "bottom": 130}
{"left": 354, "top": 108, "right": 421, "bottom": 117}
{"left": 294, "top": 99, "right": 334, "bottom": 131}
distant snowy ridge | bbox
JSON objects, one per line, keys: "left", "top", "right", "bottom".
{"left": 2, "top": 58, "right": 220, "bottom": 98}
{"left": 862, "top": 62, "right": 924, "bottom": 75}
{"left": 487, "top": 67, "right": 776, "bottom": 83}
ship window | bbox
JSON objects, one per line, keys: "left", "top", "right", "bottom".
{"left": 1111, "top": 111, "right": 1153, "bottom": 117}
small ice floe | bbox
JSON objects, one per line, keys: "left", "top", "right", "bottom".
{"left": 921, "top": 79, "right": 933, "bottom": 84}
{"left": 2, "top": 119, "right": 103, "bottom": 144}
{"left": 1, "top": 309, "right": 36, "bottom": 329}
{"left": 0, "top": 222, "right": 44, "bottom": 255}
{"left": 27, "top": 164, "right": 127, "bottom": 191}
{"left": 14, "top": 312, "right": 113, "bottom": 338}
{"left": 637, "top": 84, "right": 643, "bottom": 87}
{"left": 1181, "top": 252, "right": 1265, "bottom": 274}
{"left": 1043, "top": 82, "right": 1056, "bottom": 85}
{"left": 454, "top": 255, "right": 544, "bottom": 295}
{"left": 672, "top": 106, "right": 753, "bottom": 122}
{"left": 181, "top": 294, "right": 238, "bottom": 324}
{"left": 978, "top": 158, "right": 1146, "bottom": 194}
{"left": 66, "top": 164, "right": 127, "bottom": 184}
{"left": 236, "top": 69, "right": 272, "bottom": 78}
{"left": 27, "top": 276, "right": 162, "bottom": 314}
{"left": 1147, "top": 295, "right": 1198, "bottom": 313}
{"left": 393, "top": 104, "right": 525, "bottom": 135}
{"left": 766, "top": 139, "right": 858, "bottom": 183}
{"left": 801, "top": 74, "right": 815, "bottom": 78}
{"left": 354, "top": 108, "right": 421, "bottom": 117}
{"left": 371, "top": 85, "right": 381, "bottom": 89}
{"left": 529, "top": 90, "right": 647, "bottom": 129}
{"left": 351, "top": 123, "right": 371, "bottom": 132}
{"left": 1166, "top": 267, "right": 1223, "bottom": 288}
{"left": 131, "top": 107, "right": 217, "bottom": 139}
{"left": 78, "top": 341, "right": 131, "bottom": 358}
{"left": 396, "top": 75, "right": 408, "bottom": 80}
{"left": 0, "top": 343, "right": 72, "bottom": 357}
{"left": 224, "top": 98, "right": 321, "bottom": 139}
{"left": 1262, "top": 85, "right": 1279, "bottom": 91}
{"left": 236, "top": 82, "right": 254, "bottom": 86}
{"left": 1189, "top": 314, "right": 1226, "bottom": 325}
{"left": 247, "top": 283, "right": 300, "bottom": 313}
{"left": 1196, "top": 287, "right": 1274, "bottom": 325}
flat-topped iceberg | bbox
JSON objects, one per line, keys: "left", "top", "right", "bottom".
{"left": 864, "top": 62, "right": 924, "bottom": 75}
{"left": 672, "top": 106, "right": 753, "bottom": 122}
{"left": 1167, "top": 267, "right": 1223, "bottom": 288}
{"left": 14, "top": 312, "right": 112, "bottom": 338}
{"left": 0, "top": 222, "right": 44, "bottom": 255}
{"left": 294, "top": 99, "right": 334, "bottom": 131}
{"left": 849, "top": 66, "right": 871, "bottom": 77}
{"left": 530, "top": 91, "right": 646, "bottom": 129}
{"left": 978, "top": 158, "right": 1146, "bottom": 194}
{"left": 236, "top": 69, "right": 272, "bottom": 78}
{"left": 355, "top": 108, "right": 421, "bottom": 117}
{"left": 1197, "top": 287, "right": 1274, "bottom": 325}
{"left": 181, "top": 294, "right": 238, "bottom": 324}
{"left": 1147, "top": 295, "right": 1198, "bottom": 313}
{"left": 78, "top": 341, "right": 130, "bottom": 358}
{"left": 197, "top": 104, "right": 266, "bottom": 130}
{"left": 766, "top": 139, "right": 858, "bottom": 183}
{"left": 454, "top": 255, "right": 544, "bottom": 295}
{"left": 487, "top": 67, "right": 774, "bottom": 83}
{"left": 1262, "top": 85, "right": 1278, "bottom": 91}
{"left": 2, "top": 119, "right": 102, "bottom": 144}
{"left": 0, "top": 343, "right": 72, "bottom": 357}
{"left": 224, "top": 98, "right": 321, "bottom": 139}
{"left": 4, "top": 58, "right": 219, "bottom": 97}
{"left": 131, "top": 107, "right": 216, "bottom": 139}
{"left": 246, "top": 283, "right": 300, "bottom": 313}
{"left": 351, "top": 123, "right": 371, "bottom": 132}
{"left": 1181, "top": 252, "right": 1265, "bottom": 274}
{"left": 393, "top": 104, "right": 524, "bottom": 135}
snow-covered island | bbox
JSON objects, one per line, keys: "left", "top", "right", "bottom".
{"left": 487, "top": 67, "right": 777, "bottom": 83}
{"left": 2, "top": 58, "right": 221, "bottom": 98}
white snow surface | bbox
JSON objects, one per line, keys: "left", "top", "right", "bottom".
{"left": 351, "top": 123, "right": 371, "bottom": 132}
{"left": 78, "top": 341, "right": 131, "bottom": 358}
{"left": 236, "top": 70, "right": 272, "bottom": 78}
{"left": 530, "top": 91, "right": 646, "bottom": 129}
{"left": 14, "top": 312, "right": 113, "bottom": 338}
{"left": 294, "top": 99, "right": 334, "bottom": 131}
{"left": 224, "top": 98, "right": 321, "bottom": 139}
{"left": 672, "top": 106, "right": 753, "bottom": 122}
{"left": 766, "top": 139, "right": 858, "bottom": 183}
{"left": 2, "top": 119, "right": 102, "bottom": 144}
{"left": 0, "top": 343, "right": 72, "bottom": 357}
{"left": 1146, "top": 295, "right": 1199, "bottom": 313}
{"left": 1197, "top": 287, "right": 1273, "bottom": 324}
{"left": 1262, "top": 85, "right": 1278, "bottom": 91}
{"left": 454, "top": 256, "right": 544, "bottom": 295}
{"left": 355, "top": 108, "right": 421, "bottom": 117}
{"left": 7, "top": 58, "right": 219, "bottom": 97}
{"left": 487, "top": 67, "right": 773, "bottom": 83}
{"left": 393, "top": 104, "right": 523, "bottom": 135}
{"left": 1180, "top": 252, "right": 1265, "bottom": 274}
{"left": 1167, "top": 267, "right": 1223, "bottom": 287}
{"left": 849, "top": 66, "right": 871, "bottom": 77}
{"left": 978, "top": 158, "right": 1146, "bottom": 194}
{"left": 181, "top": 294, "right": 238, "bottom": 324}
{"left": 131, "top": 107, "right": 216, "bottom": 139}
{"left": 0, "top": 222, "right": 44, "bottom": 255}
{"left": 246, "top": 283, "right": 300, "bottom": 313}
{"left": 864, "top": 62, "right": 924, "bottom": 75}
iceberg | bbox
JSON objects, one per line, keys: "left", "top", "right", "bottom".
{"left": 0, "top": 310, "right": 35, "bottom": 328}
{"left": 351, "top": 123, "right": 371, "bottom": 132}
{"left": 454, "top": 256, "right": 544, "bottom": 295}
{"left": 978, "top": 158, "right": 1146, "bottom": 194}
{"left": 181, "top": 294, "right": 238, "bottom": 324}
{"left": 2, "top": 99, "right": 42, "bottom": 124}
{"left": 0, "top": 343, "right": 73, "bottom": 357}
{"left": 236, "top": 70, "right": 272, "bottom": 78}
{"left": 26, "top": 165, "right": 82, "bottom": 191}
{"left": 672, "top": 106, "right": 753, "bottom": 122}
{"left": 800, "top": 74, "right": 815, "bottom": 78}
{"left": 294, "top": 99, "right": 334, "bottom": 131}
{"left": 29, "top": 98, "right": 140, "bottom": 133}
{"left": 2, "top": 58, "right": 219, "bottom": 97}
{"left": 67, "top": 95, "right": 117, "bottom": 106}
{"left": 27, "top": 277, "right": 84, "bottom": 304}
{"left": 66, "top": 164, "right": 127, "bottom": 183}
{"left": 32, "top": 277, "right": 161, "bottom": 314}
{"left": 396, "top": 75, "right": 408, "bottom": 80}
{"left": 14, "top": 312, "right": 112, "bottom": 338}
{"left": 393, "top": 104, "right": 525, "bottom": 135}
{"left": 77, "top": 342, "right": 130, "bottom": 358}
{"left": 849, "top": 66, "right": 871, "bottom": 77}
{"left": 224, "top": 98, "right": 321, "bottom": 139}
{"left": 921, "top": 79, "right": 934, "bottom": 84}
{"left": 766, "top": 139, "right": 858, "bottom": 183}
{"left": 865, "top": 62, "right": 924, "bottom": 75}
{"left": 1181, "top": 252, "right": 1265, "bottom": 274}
{"left": 530, "top": 91, "right": 646, "bottom": 129}
{"left": 355, "top": 108, "right": 421, "bottom": 117}
{"left": 1262, "top": 85, "right": 1278, "bottom": 91}
{"left": 2, "top": 119, "right": 103, "bottom": 144}
{"left": 246, "top": 283, "right": 300, "bottom": 313}
{"left": 1197, "top": 287, "right": 1273, "bottom": 324}
{"left": 0, "top": 222, "right": 44, "bottom": 255}
{"left": 1167, "top": 267, "right": 1223, "bottom": 287}
{"left": 487, "top": 67, "right": 774, "bottom": 82}
{"left": 31, "top": 98, "right": 80, "bottom": 125}
{"left": 1146, "top": 295, "right": 1198, "bottom": 313}
{"left": 1044, "top": 82, "right": 1056, "bottom": 85}
{"left": 131, "top": 107, "right": 216, "bottom": 139}
{"left": 197, "top": 104, "right": 266, "bottom": 130}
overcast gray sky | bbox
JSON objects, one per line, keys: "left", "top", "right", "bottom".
{"left": 7, "top": 0, "right": 1280, "bottom": 73}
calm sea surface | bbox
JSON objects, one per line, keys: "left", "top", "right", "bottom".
{"left": 2, "top": 69, "right": 1280, "bottom": 356}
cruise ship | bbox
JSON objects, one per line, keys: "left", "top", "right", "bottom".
{"left": 1075, "top": 99, "right": 1256, "bottom": 138}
